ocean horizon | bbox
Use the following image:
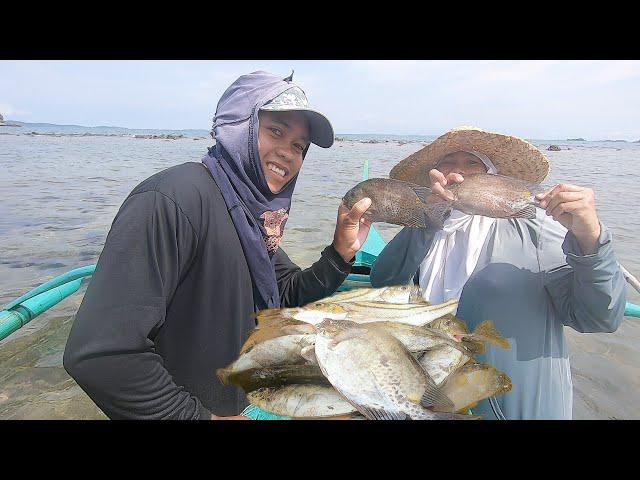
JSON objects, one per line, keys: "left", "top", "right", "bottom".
{"left": 1, "top": 118, "right": 639, "bottom": 419}
{"left": 2, "top": 121, "right": 638, "bottom": 144}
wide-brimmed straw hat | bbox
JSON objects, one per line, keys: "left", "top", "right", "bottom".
{"left": 389, "top": 126, "right": 550, "bottom": 185}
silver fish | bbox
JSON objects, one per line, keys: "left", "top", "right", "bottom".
{"left": 224, "top": 364, "right": 330, "bottom": 393}
{"left": 217, "top": 334, "right": 316, "bottom": 385}
{"left": 255, "top": 298, "right": 459, "bottom": 327}
{"left": 365, "top": 321, "right": 474, "bottom": 356}
{"left": 417, "top": 344, "right": 472, "bottom": 386}
{"left": 434, "top": 362, "right": 513, "bottom": 413}
{"left": 247, "top": 384, "right": 357, "bottom": 418}
{"left": 429, "top": 317, "right": 510, "bottom": 353}
{"left": 240, "top": 323, "right": 316, "bottom": 354}
{"left": 314, "top": 319, "right": 477, "bottom": 420}
{"left": 314, "top": 285, "right": 425, "bottom": 305}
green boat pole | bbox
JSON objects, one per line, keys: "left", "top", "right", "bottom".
{"left": 0, "top": 278, "right": 84, "bottom": 342}
{"left": 3, "top": 265, "right": 96, "bottom": 311}
{"left": 625, "top": 302, "right": 640, "bottom": 318}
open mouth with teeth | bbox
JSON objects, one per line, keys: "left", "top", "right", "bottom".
{"left": 266, "top": 162, "right": 288, "bottom": 179}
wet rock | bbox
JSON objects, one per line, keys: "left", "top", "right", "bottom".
{"left": 133, "top": 134, "right": 185, "bottom": 140}
{"left": 547, "top": 145, "right": 561, "bottom": 151}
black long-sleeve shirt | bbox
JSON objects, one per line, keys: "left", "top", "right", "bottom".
{"left": 63, "top": 162, "right": 352, "bottom": 419}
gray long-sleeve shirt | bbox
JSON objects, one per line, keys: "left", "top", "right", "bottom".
{"left": 370, "top": 209, "right": 626, "bottom": 419}
{"left": 63, "top": 163, "right": 353, "bottom": 419}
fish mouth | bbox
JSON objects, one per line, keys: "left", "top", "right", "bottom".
{"left": 266, "top": 161, "right": 289, "bottom": 179}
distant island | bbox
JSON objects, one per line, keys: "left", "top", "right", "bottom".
{"left": 601, "top": 139, "right": 628, "bottom": 143}
{"left": 566, "top": 138, "right": 586, "bottom": 141}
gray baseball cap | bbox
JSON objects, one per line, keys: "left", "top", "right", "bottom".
{"left": 260, "top": 85, "right": 334, "bottom": 148}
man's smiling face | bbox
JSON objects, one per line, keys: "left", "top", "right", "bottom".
{"left": 257, "top": 110, "right": 310, "bottom": 194}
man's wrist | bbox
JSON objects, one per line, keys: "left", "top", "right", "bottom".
{"left": 572, "top": 222, "right": 602, "bottom": 255}
{"left": 332, "top": 242, "right": 355, "bottom": 263}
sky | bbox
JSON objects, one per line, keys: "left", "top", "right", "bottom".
{"left": 1, "top": 60, "right": 640, "bottom": 141}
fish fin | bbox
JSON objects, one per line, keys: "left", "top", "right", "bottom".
{"left": 254, "top": 308, "right": 303, "bottom": 327}
{"left": 408, "top": 185, "right": 433, "bottom": 205}
{"left": 419, "top": 375, "right": 455, "bottom": 411}
{"left": 408, "top": 285, "right": 427, "bottom": 304}
{"left": 216, "top": 367, "right": 233, "bottom": 385}
{"left": 400, "top": 209, "right": 433, "bottom": 229}
{"left": 472, "top": 320, "right": 510, "bottom": 350}
{"left": 512, "top": 205, "right": 537, "bottom": 219}
{"left": 357, "top": 406, "right": 408, "bottom": 420}
{"left": 423, "top": 202, "right": 453, "bottom": 230}
{"left": 461, "top": 338, "right": 485, "bottom": 355}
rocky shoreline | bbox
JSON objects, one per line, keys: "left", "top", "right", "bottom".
{"left": 0, "top": 131, "right": 210, "bottom": 140}
{"left": 0, "top": 131, "right": 428, "bottom": 145}
{"left": 2, "top": 130, "right": 636, "bottom": 146}
{"left": 335, "top": 137, "right": 429, "bottom": 146}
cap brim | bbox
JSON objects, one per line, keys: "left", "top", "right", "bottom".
{"left": 260, "top": 105, "right": 334, "bottom": 148}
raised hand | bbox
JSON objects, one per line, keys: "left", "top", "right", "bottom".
{"left": 536, "top": 183, "right": 601, "bottom": 254}
{"left": 428, "top": 169, "right": 464, "bottom": 202}
{"left": 332, "top": 197, "right": 372, "bottom": 262}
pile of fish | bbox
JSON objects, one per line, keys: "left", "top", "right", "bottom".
{"left": 217, "top": 286, "right": 512, "bottom": 420}
{"left": 342, "top": 173, "right": 546, "bottom": 229}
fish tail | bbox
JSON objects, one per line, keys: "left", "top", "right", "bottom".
{"left": 409, "top": 185, "right": 432, "bottom": 204}
{"left": 254, "top": 308, "right": 289, "bottom": 327}
{"left": 402, "top": 185, "right": 452, "bottom": 229}
{"left": 216, "top": 366, "right": 234, "bottom": 385}
{"left": 471, "top": 320, "right": 510, "bottom": 350}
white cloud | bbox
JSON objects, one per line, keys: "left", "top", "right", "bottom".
{"left": 2, "top": 60, "right": 639, "bottom": 139}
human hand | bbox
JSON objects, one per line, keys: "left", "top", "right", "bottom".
{"left": 535, "top": 183, "right": 601, "bottom": 254}
{"left": 211, "top": 414, "right": 251, "bottom": 420}
{"left": 332, "top": 198, "right": 372, "bottom": 262}
{"left": 428, "top": 169, "right": 465, "bottom": 202}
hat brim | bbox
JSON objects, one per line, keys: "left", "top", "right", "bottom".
{"left": 260, "top": 105, "right": 334, "bottom": 148}
{"left": 389, "top": 126, "right": 550, "bottom": 185}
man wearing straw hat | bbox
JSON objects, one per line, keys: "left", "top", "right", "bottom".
{"left": 370, "top": 126, "right": 627, "bottom": 420}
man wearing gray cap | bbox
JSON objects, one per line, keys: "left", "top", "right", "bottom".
{"left": 63, "top": 71, "right": 372, "bottom": 420}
